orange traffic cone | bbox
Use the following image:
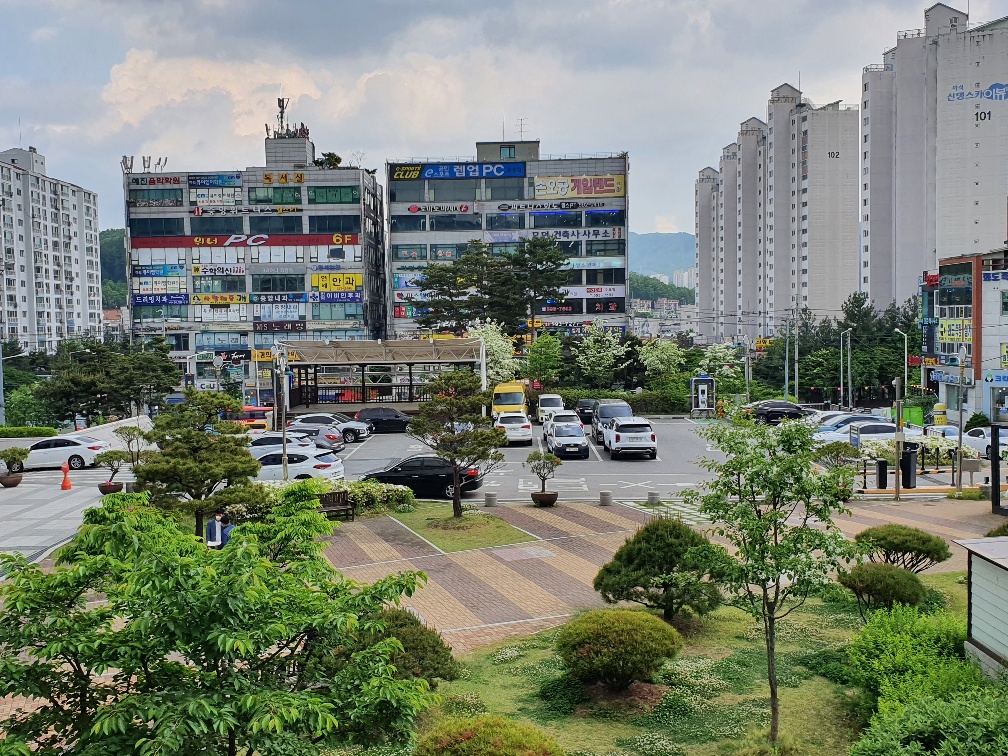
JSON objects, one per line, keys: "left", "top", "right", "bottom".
{"left": 61, "top": 461, "right": 72, "bottom": 490}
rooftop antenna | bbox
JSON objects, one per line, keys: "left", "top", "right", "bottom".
{"left": 142, "top": 155, "right": 151, "bottom": 171}
{"left": 515, "top": 117, "right": 528, "bottom": 140}
{"left": 277, "top": 96, "right": 290, "bottom": 137}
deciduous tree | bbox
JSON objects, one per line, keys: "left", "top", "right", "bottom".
{"left": 524, "top": 332, "right": 563, "bottom": 386}
{"left": 575, "top": 323, "right": 628, "bottom": 389}
{"left": 467, "top": 319, "right": 516, "bottom": 387}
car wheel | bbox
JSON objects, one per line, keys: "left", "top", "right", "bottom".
{"left": 443, "top": 483, "right": 455, "bottom": 499}
{"left": 987, "top": 445, "right": 992, "bottom": 460}
{"left": 343, "top": 429, "right": 358, "bottom": 443}
{"left": 295, "top": 474, "right": 311, "bottom": 480}
{"left": 68, "top": 455, "right": 85, "bottom": 470}
{"left": 8, "top": 461, "right": 23, "bottom": 473}
{"left": 755, "top": 415, "right": 769, "bottom": 425}
{"left": 649, "top": 450, "right": 658, "bottom": 460}
{"left": 609, "top": 448, "right": 619, "bottom": 460}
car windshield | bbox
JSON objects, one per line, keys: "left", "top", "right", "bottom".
{"left": 495, "top": 392, "right": 524, "bottom": 404}
{"left": 498, "top": 416, "right": 526, "bottom": 425}
{"left": 540, "top": 397, "right": 563, "bottom": 407}
{"left": 315, "top": 452, "right": 338, "bottom": 462}
{"left": 619, "top": 424, "right": 652, "bottom": 434}
{"left": 552, "top": 412, "right": 578, "bottom": 422}
{"left": 555, "top": 425, "right": 585, "bottom": 437}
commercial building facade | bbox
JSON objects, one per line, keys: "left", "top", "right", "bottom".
{"left": 0, "top": 147, "right": 101, "bottom": 350}
{"left": 696, "top": 85, "right": 859, "bottom": 341}
{"left": 123, "top": 129, "right": 384, "bottom": 404}
{"left": 386, "top": 141, "right": 629, "bottom": 337}
{"left": 862, "top": 5, "right": 1008, "bottom": 306}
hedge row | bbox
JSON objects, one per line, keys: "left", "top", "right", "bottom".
{"left": 0, "top": 426, "right": 58, "bottom": 438}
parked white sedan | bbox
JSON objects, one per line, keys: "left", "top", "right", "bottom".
{"left": 495, "top": 412, "right": 534, "bottom": 446}
{"left": 962, "top": 426, "right": 1007, "bottom": 459}
{"left": 254, "top": 449, "right": 345, "bottom": 481}
{"left": 7, "top": 435, "right": 111, "bottom": 472}
{"left": 542, "top": 410, "right": 583, "bottom": 438}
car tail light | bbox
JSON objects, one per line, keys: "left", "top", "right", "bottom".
{"left": 87, "top": 446, "right": 104, "bottom": 450}
{"left": 496, "top": 425, "right": 504, "bottom": 430}
{"left": 522, "top": 424, "right": 531, "bottom": 430}
{"left": 651, "top": 434, "right": 656, "bottom": 442}
{"left": 466, "top": 468, "right": 479, "bottom": 476}
{"left": 313, "top": 463, "right": 331, "bottom": 469}
{"left": 615, "top": 434, "right": 621, "bottom": 442}
{"left": 324, "top": 434, "right": 339, "bottom": 440}
{"left": 354, "top": 412, "right": 361, "bottom": 420}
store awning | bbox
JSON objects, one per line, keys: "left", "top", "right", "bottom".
{"left": 278, "top": 339, "right": 483, "bottom": 365}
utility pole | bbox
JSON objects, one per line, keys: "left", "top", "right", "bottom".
{"left": 0, "top": 339, "right": 5, "bottom": 426}
{"left": 794, "top": 308, "right": 799, "bottom": 403}
{"left": 894, "top": 377, "right": 903, "bottom": 502}
{"left": 841, "top": 328, "right": 853, "bottom": 410}
{"left": 784, "top": 316, "right": 790, "bottom": 400}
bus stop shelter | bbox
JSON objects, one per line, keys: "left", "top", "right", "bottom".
{"left": 276, "top": 338, "right": 486, "bottom": 407}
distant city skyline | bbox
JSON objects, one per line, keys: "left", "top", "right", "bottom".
{"left": 1, "top": 0, "right": 995, "bottom": 234}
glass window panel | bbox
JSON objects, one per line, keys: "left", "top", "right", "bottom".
{"left": 585, "top": 210, "right": 625, "bottom": 227}
{"left": 390, "top": 215, "right": 425, "bottom": 232}
{"left": 530, "top": 212, "right": 581, "bottom": 229}
{"left": 388, "top": 180, "right": 424, "bottom": 203}
{"left": 428, "top": 179, "right": 478, "bottom": 201}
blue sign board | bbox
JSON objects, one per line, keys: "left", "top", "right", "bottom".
{"left": 250, "top": 293, "right": 309, "bottom": 303}
{"left": 188, "top": 172, "right": 242, "bottom": 188}
{"left": 309, "top": 291, "right": 363, "bottom": 303}
{"left": 132, "top": 294, "right": 189, "bottom": 306}
{"left": 421, "top": 163, "right": 525, "bottom": 179}
{"left": 134, "top": 264, "right": 186, "bottom": 277}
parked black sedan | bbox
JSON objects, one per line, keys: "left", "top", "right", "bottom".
{"left": 742, "top": 400, "right": 808, "bottom": 425}
{"left": 353, "top": 406, "right": 412, "bottom": 433}
{"left": 359, "top": 455, "right": 484, "bottom": 499}
{"left": 575, "top": 398, "right": 599, "bottom": 425}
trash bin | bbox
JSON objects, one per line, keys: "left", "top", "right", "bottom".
{"left": 876, "top": 459, "right": 889, "bottom": 489}
{"left": 900, "top": 443, "right": 918, "bottom": 489}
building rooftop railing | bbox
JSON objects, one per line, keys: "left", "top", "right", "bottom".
{"left": 863, "top": 63, "right": 894, "bottom": 73}
{"left": 386, "top": 151, "right": 625, "bottom": 164}
{"left": 897, "top": 27, "right": 925, "bottom": 39}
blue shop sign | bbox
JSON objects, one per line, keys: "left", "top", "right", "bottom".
{"left": 421, "top": 163, "right": 525, "bottom": 180}
{"left": 132, "top": 294, "right": 189, "bottom": 306}
{"left": 134, "top": 264, "right": 186, "bottom": 277}
{"left": 250, "top": 293, "right": 309, "bottom": 303}
{"left": 930, "top": 369, "right": 974, "bottom": 386}
{"left": 309, "top": 291, "right": 363, "bottom": 303}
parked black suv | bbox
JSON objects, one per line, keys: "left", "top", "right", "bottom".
{"left": 575, "top": 398, "right": 599, "bottom": 425}
{"left": 742, "top": 400, "right": 807, "bottom": 425}
{"left": 591, "top": 399, "right": 633, "bottom": 443}
{"left": 353, "top": 407, "right": 412, "bottom": 432}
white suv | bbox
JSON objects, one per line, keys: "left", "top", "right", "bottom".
{"left": 602, "top": 417, "right": 657, "bottom": 460}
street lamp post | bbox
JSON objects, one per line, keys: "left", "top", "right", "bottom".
{"left": 272, "top": 344, "right": 289, "bottom": 480}
{"left": 894, "top": 328, "right": 908, "bottom": 399}
{"left": 841, "top": 328, "right": 853, "bottom": 410}
{"left": 956, "top": 346, "right": 967, "bottom": 493}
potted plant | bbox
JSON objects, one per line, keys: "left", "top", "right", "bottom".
{"left": 94, "top": 450, "right": 131, "bottom": 495}
{"left": 0, "top": 447, "right": 29, "bottom": 487}
{"left": 524, "top": 451, "right": 562, "bottom": 506}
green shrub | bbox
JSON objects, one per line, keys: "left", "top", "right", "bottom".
{"left": 440, "top": 692, "right": 488, "bottom": 718}
{"left": 850, "top": 687, "right": 1008, "bottom": 756}
{"left": 536, "top": 675, "right": 590, "bottom": 716}
{"left": 0, "top": 446, "right": 29, "bottom": 472}
{"left": 964, "top": 411, "right": 991, "bottom": 432}
{"left": 333, "top": 479, "right": 415, "bottom": 513}
{"left": 846, "top": 605, "right": 966, "bottom": 704}
{"left": 593, "top": 518, "right": 725, "bottom": 621}
{"left": 986, "top": 521, "right": 1008, "bottom": 537}
{"left": 876, "top": 657, "right": 985, "bottom": 717}
{"left": 794, "top": 647, "right": 853, "bottom": 685}
{"left": 0, "top": 426, "right": 57, "bottom": 438}
{"left": 555, "top": 609, "right": 683, "bottom": 691}
{"left": 854, "top": 524, "right": 952, "bottom": 574}
{"left": 413, "top": 715, "right": 564, "bottom": 756}
{"left": 363, "top": 609, "right": 459, "bottom": 690}
{"left": 947, "top": 487, "right": 984, "bottom": 500}
{"left": 814, "top": 441, "right": 860, "bottom": 469}
{"left": 839, "top": 563, "right": 926, "bottom": 620}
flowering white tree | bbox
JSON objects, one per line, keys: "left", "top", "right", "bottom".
{"left": 638, "top": 339, "right": 686, "bottom": 382}
{"left": 698, "top": 343, "right": 740, "bottom": 381}
{"left": 467, "top": 320, "right": 516, "bottom": 387}
{"left": 575, "top": 323, "right": 629, "bottom": 389}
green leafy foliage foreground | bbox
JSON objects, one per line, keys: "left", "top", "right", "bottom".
{"left": 0, "top": 489, "right": 431, "bottom": 755}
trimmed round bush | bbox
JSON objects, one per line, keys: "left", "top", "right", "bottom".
{"left": 364, "top": 609, "right": 460, "bottom": 690}
{"left": 854, "top": 524, "right": 952, "bottom": 573}
{"left": 413, "top": 714, "right": 563, "bottom": 756}
{"left": 986, "top": 521, "right": 1008, "bottom": 538}
{"left": 840, "top": 563, "right": 926, "bottom": 619}
{"left": 555, "top": 609, "right": 683, "bottom": 691}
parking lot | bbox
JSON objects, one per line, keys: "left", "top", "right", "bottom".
{"left": 340, "top": 417, "right": 721, "bottom": 502}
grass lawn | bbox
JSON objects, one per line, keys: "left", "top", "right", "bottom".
{"left": 410, "top": 571, "right": 969, "bottom": 756}
{"left": 392, "top": 501, "right": 536, "bottom": 553}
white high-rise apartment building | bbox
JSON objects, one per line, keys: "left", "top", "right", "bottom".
{"left": 862, "top": 5, "right": 1008, "bottom": 305}
{"left": 0, "top": 147, "right": 101, "bottom": 351}
{"left": 696, "top": 85, "right": 859, "bottom": 340}
{"left": 694, "top": 167, "right": 719, "bottom": 342}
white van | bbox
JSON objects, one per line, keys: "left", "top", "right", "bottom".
{"left": 536, "top": 394, "right": 564, "bottom": 424}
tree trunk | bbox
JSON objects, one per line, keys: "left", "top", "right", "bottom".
{"left": 764, "top": 608, "right": 779, "bottom": 745}
{"left": 452, "top": 467, "right": 463, "bottom": 518}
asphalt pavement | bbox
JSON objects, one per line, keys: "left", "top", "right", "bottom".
{"left": 342, "top": 418, "right": 722, "bottom": 503}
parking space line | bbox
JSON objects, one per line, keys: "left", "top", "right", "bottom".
{"left": 341, "top": 436, "right": 373, "bottom": 460}
{"left": 589, "top": 438, "right": 605, "bottom": 462}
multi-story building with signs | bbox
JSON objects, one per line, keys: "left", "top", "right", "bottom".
{"left": 123, "top": 122, "right": 384, "bottom": 404}
{"left": 0, "top": 146, "right": 101, "bottom": 350}
{"left": 386, "top": 141, "right": 629, "bottom": 337}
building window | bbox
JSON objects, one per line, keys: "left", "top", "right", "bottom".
{"left": 428, "top": 179, "right": 478, "bottom": 202}
{"left": 585, "top": 210, "right": 625, "bottom": 228}
{"left": 392, "top": 244, "right": 427, "bottom": 261}
{"left": 249, "top": 215, "right": 302, "bottom": 234}
{"left": 193, "top": 276, "right": 246, "bottom": 293}
{"left": 308, "top": 215, "right": 362, "bottom": 234}
{"left": 252, "top": 275, "right": 305, "bottom": 293}
{"left": 486, "top": 213, "right": 525, "bottom": 230}
{"left": 1001, "top": 290, "right": 1008, "bottom": 316}
{"left": 500, "top": 145, "right": 516, "bottom": 159}
{"left": 530, "top": 211, "right": 581, "bottom": 229}
{"left": 191, "top": 216, "right": 244, "bottom": 235}
{"left": 484, "top": 177, "right": 524, "bottom": 200}
{"left": 307, "top": 186, "right": 361, "bottom": 204}
{"left": 585, "top": 269, "right": 625, "bottom": 285}
{"left": 557, "top": 241, "right": 581, "bottom": 257}
{"left": 128, "top": 217, "right": 184, "bottom": 237}
{"left": 133, "top": 305, "right": 187, "bottom": 319}
{"left": 428, "top": 213, "right": 482, "bottom": 232}
{"left": 431, "top": 244, "right": 468, "bottom": 261}
{"left": 248, "top": 187, "right": 302, "bottom": 205}
{"left": 586, "top": 240, "right": 626, "bottom": 257}
{"left": 311, "top": 302, "right": 364, "bottom": 320}
{"left": 390, "top": 215, "right": 425, "bottom": 232}
{"left": 388, "top": 180, "right": 424, "bottom": 203}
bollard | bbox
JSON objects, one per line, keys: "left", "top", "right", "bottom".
{"left": 60, "top": 461, "right": 72, "bottom": 490}
{"left": 599, "top": 490, "right": 613, "bottom": 506}
{"left": 647, "top": 491, "right": 662, "bottom": 506}
{"left": 484, "top": 492, "right": 498, "bottom": 508}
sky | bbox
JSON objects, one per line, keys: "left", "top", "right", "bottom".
{"left": 0, "top": 0, "right": 996, "bottom": 235}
